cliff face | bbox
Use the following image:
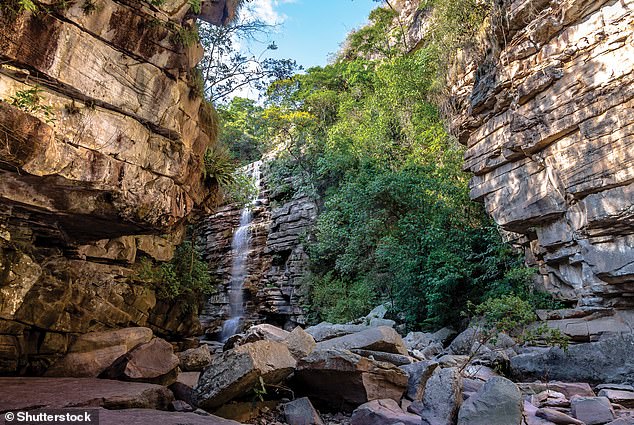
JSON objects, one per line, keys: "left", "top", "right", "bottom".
{"left": 198, "top": 162, "right": 316, "bottom": 336}
{"left": 0, "top": 0, "right": 220, "bottom": 374}
{"left": 454, "top": 0, "right": 633, "bottom": 310}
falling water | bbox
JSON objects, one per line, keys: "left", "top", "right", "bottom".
{"left": 219, "top": 160, "right": 262, "bottom": 341}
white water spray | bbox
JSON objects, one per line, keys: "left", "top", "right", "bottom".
{"left": 219, "top": 160, "right": 262, "bottom": 341}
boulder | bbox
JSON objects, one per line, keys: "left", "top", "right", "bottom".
{"left": 536, "top": 408, "right": 584, "bottom": 424}
{"left": 285, "top": 326, "right": 316, "bottom": 359}
{"left": 448, "top": 327, "right": 479, "bottom": 355}
{"left": 283, "top": 397, "right": 325, "bottom": 425}
{"left": 518, "top": 382, "right": 595, "bottom": 399}
{"left": 523, "top": 400, "right": 558, "bottom": 425}
{"left": 418, "top": 367, "right": 463, "bottom": 425}
{"left": 511, "top": 334, "right": 634, "bottom": 384}
{"left": 170, "top": 400, "right": 195, "bottom": 412}
{"left": 365, "top": 304, "right": 389, "bottom": 320}
{"left": 46, "top": 327, "right": 154, "bottom": 377}
{"left": 213, "top": 400, "right": 279, "bottom": 422}
{"left": 0, "top": 378, "right": 173, "bottom": 411}
{"left": 305, "top": 322, "right": 371, "bottom": 342}
{"left": 368, "top": 318, "right": 395, "bottom": 328}
{"left": 316, "top": 326, "right": 408, "bottom": 355}
{"left": 293, "top": 349, "right": 408, "bottom": 410}
{"left": 169, "top": 372, "right": 200, "bottom": 405}
{"left": 351, "top": 349, "right": 413, "bottom": 366}
{"left": 598, "top": 389, "right": 634, "bottom": 408}
{"left": 101, "top": 337, "right": 179, "bottom": 386}
{"left": 457, "top": 376, "right": 522, "bottom": 425}
{"left": 192, "top": 340, "right": 296, "bottom": 410}
{"left": 399, "top": 360, "right": 438, "bottom": 401}
{"left": 177, "top": 345, "right": 212, "bottom": 372}
{"left": 404, "top": 327, "right": 457, "bottom": 351}
{"left": 606, "top": 419, "right": 634, "bottom": 425}
{"left": 351, "top": 399, "right": 421, "bottom": 425}
{"left": 243, "top": 324, "right": 290, "bottom": 344}
{"left": 570, "top": 396, "right": 615, "bottom": 425}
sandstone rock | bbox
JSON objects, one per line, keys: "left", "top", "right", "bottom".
{"left": 178, "top": 345, "right": 212, "bottom": 372}
{"left": 536, "top": 408, "right": 584, "bottom": 425}
{"left": 399, "top": 360, "right": 438, "bottom": 401}
{"left": 46, "top": 327, "right": 155, "bottom": 377}
{"left": 193, "top": 340, "right": 296, "bottom": 410}
{"left": 531, "top": 390, "right": 570, "bottom": 408}
{"left": 523, "top": 400, "right": 558, "bottom": 425}
{"left": 518, "top": 382, "right": 595, "bottom": 399}
{"left": 351, "top": 399, "right": 421, "bottom": 425}
{"left": 285, "top": 326, "right": 316, "bottom": 359}
{"left": 511, "top": 335, "right": 634, "bottom": 384}
{"left": 457, "top": 376, "right": 522, "bottom": 425}
{"left": 305, "top": 322, "right": 370, "bottom": 342}
{"left": 169, "top": 372, "right": 200, "bottom": 405}
{"left": 316, "top": 326, "right": 408, "bottom": 355}
{"left": 213, "top": 400, "right": 279, "bottom": 422}
{"left": 418, "top": 367, "right": 462, "bottom": 425}
{"left": 351, "top": 349, "right": 413, "bottom": 366}
{"left": 597, "top": 384, "right": 634, "bottom": 392}
{"left": 570, "top": 396, "right": 615, "bottom": 425}
{"left": 437, "top": 354, "right": 469, "bottom": 368}
{"left": 598, "top": 389, "right": 634, "bottom": 408}
{"left": 0, "top": 378, "right": 173, "bottom": 411}
{"left": 170, "top": 400, "right": 195, "bottom": 412}
{"left": 97, "top": 408, "right": 241, "bottom": 424}
{"left": 101, "top": 338, "right": 179, "bottom": 386}
{"left": 283, "top": 397, "right": 325, "bottom": 425}
{"left": 293, "top": 349, "right": 408, "bottom": 410}
{"left": 243, "top": 324, "right": 290, "bottom": 344}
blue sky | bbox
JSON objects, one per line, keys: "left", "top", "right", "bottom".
{"left": 245, "top": 0, "right": 379, "bottom": 69}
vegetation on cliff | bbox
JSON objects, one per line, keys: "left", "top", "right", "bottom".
{"left": 217, "top": 1, "right": 559, "bottom": 331}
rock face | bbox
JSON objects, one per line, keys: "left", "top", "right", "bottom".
{"left": 0, "top": 1, "right": 222, "bottom": 374}
{"left": 198, "top": 165, "right": 318, "bottom": 335}
{"left": 452, "top": 0, "right": 634, "bottom": 309}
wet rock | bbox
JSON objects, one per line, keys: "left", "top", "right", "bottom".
{"left": 177, "top": 345, "right": 212, "bottom": 372}
{"left": 511, "top": 335, "right": 634, "bottom": 384}
{"left": 293, "top": 349, "right": 407, "bottom": 410}
{"left": 285, "top": 326, "right": 316, "bottom": 359}
{"left": 101, "top": 338, "right": 179, "bottom": 386}
{"left": 399, "top": 360, "right": 438, "bottom": 401}
{"left": 193, "top": 340, "right": 296, "bottom": 410}
{"left": 457, "top": 376, "right": 522, "bottom": 425}
{"left": 283, "top": 397, "right": 325, "bottom": 425}
{"left": 598, "top": 389, "right": 634, "bottom": 408}
{"left": 305, "top": 322, "right": 370, "bottom": 342}
{"left": 570, "top": 396, "right": 615, "bottom": 425}
{"left": 536, "top": 408, "right": 584, "bottom": 424}
{"left": 0, "top": 377, "right": 173, "bottom": 411}
{"left": 316, "top": 326, "right": 408, "bottom": 355}
{"left": 351, "top": 399, "right": 421, "bottom": 425}
{"left": 418, "top": 367, "right": 463, "bottom": 425}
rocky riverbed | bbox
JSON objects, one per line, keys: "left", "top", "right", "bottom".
{"left": 2, "top": 306, "right": 632, "bottom": 425}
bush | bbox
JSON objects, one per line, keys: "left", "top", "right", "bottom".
{"left": 137, "top": 241, "right": 214, "bottom": 301}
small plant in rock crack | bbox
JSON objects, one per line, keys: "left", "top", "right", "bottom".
{"left": 7, "top": 86, "right": 56, "bottom": 124}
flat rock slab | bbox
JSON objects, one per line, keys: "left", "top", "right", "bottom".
{"left": 316, "top": 326, "right": 408, "bottom": 355}
{"left": 96, "top": 408, "right": 241, "bottom": 425}
{"left": 351, "top": 399, "right": 421, "bottom": 425}
{"left": 0, "top": 378, "right": 173, "bottom": 412}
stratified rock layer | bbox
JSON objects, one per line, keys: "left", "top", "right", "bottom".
{"left": 456, "top": 0, "right": 634, "bottom": 308}
{"left": 0, "top": 1, "right": 218, "bottom": 374}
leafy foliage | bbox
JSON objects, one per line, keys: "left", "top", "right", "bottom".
{"left": 6, "top": 86, "right": 56, "bottom": 124}
{"left": 137, "top": 241, "right": 214, "bottom": 301}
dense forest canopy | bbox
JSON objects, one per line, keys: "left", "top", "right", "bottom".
{"left": 209, "top": 0, "right": 560, "bottom": 331}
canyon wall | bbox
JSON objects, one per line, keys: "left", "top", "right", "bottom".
{"left": 197, "top": 162, "right": 316, "bottom": 336}
{"left": 0, "top": 0, "right": 226, "bottom": 374}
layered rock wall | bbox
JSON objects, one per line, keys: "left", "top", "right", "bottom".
{"left": 0, "top": 0, "right": 222, "bottom": 374}
{"left": 454, "top": 0, "right": 634, "bottom": 309}
{"left": 197, "top": 163, "right": 316, "bottom": 336}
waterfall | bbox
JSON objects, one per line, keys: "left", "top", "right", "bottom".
{"left": 219, "top": 160, "right": 262, "bottom": 341}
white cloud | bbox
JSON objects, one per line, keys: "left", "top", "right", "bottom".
{"left": 241, "top": 0, "right": 295, "bottom": 25}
